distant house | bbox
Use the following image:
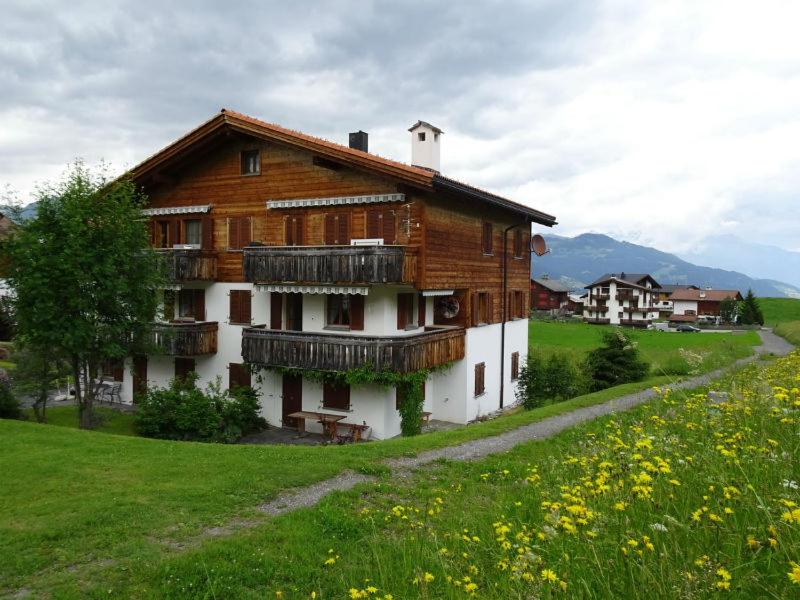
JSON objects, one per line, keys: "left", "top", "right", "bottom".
{"left": 653, "top": 284, "right": 700, "bottom": 318}
{"left": 583, "top": 272, "right": 661, "bottom": 327}
{"left": 530, "top": 276, "right": 571, "bottom": 312}
{"left": 669, "top": 288, "right": 743, "bottom": 323}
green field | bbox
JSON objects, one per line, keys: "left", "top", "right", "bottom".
{"left": 759, "top": 297, "right": 800, "bottom": 326}
{"left": 530, "top": 320, "right": 759, "bottom": 374}
{"left": 775, "top": 321, "right": 800, "bottom": 345}
{"left": 25, "top": 405, "right": 138, "bottom": 436}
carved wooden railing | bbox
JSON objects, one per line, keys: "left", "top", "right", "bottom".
{"left": 242, "top": 245, "right": 418, "bottom": 285}
{"left": 157, "top": 249, "right": 217, "bottom": 282}
{"left": 242, "top": 325, "right": 464, "bottom": 373}
{"left": 152, "top": 321, "right": 218, "bottom": 355}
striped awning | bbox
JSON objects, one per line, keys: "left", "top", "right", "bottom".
{"left": 255, "top": 284, "right": 370, "bottom": 295}
{"left": 142, "top": 204, "right": 212, "bottom": 216}
{"left": 421, "top": 289, "right": 455, "bottom": 297}
{"left": 267, "top": 193, "right": 404, "bottom": 209}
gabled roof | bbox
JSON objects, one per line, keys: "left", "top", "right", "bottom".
{"left": 668, "top": 314, "right": 698, "bottom": 322}
{"left": 660, "top": 284, "right": 701, "bottom": 294}
{"left": 408, "top": 120, "right": 443, "bottom": 134}
{"left": 532, "top": 277, "right": 571, "bottom": 293}
{"left": 670, "top": 289, "right": 742, "bottom": 302}
{"left": 129, "top": 109, "right": 555, "bottom": 226}
{"left": 586, "top": 273, "right": 661, "bottom": 290}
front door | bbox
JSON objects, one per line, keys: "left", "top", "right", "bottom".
{"left": 132, "top": 356, "right": 147, "bottom": 402}
{"left": 282, "top": 373, "right": 302, "bottom": 428}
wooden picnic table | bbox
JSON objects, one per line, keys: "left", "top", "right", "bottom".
{"left": 287, "top": 411, "right": 346, "bottom": 439}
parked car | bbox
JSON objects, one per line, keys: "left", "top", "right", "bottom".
{"left": 676, "top": 324, "right": 701, "bottom": 333}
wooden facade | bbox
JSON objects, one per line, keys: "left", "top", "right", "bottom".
{"left": 151, "top": 321, "right": 219, "bottom": 356}
{"left": 241, "top": 325, "right": 465, "bottom": 373}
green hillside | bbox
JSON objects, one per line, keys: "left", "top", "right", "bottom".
{"left": 759, "top": 297, "right": 800, "bottom": 326}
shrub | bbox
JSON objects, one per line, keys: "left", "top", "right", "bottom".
{"left": 584, "top": 330, "right": 650, "bottom": 391}
{"left": 516, "top": 351, "right": 586, "bottom": 410}
{"left": 135, "top": 374, "right": 265, "bottom": 443}
{"left": 0, "top": 372, "right": 21, "bottom": 419}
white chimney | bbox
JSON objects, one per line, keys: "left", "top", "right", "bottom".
{"left": 409, "top": 120, "right": 443, "bottom": 172}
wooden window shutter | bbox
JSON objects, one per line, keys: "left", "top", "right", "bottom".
{"left": 471, "top": 292, "right": 480, "bottom": 326}
{"left": 383, "top": 210, "right": 396, "bottom": 244}
{"left": 241, "top": 291, "right": 251, "bottom": 324}
{"left": 337, "top": 213, "right": 350, "bottom": 245}
{"left": 239, "top": 217, "right": 252, "bottom": 248}
{"left": 350, "top": 294, "right": 364, "bottom": 331}
{"left": 417, "top": 293, "right": 426, "bottom": 327}
{"left": 229, "top": 363, "right": 251, "bottom": 390}
{"left": 511, "top": 352, "right": 519, "bottom": 380}
{"left": 295, "top": 215, "right": 304, "bottom": 245}
{"left": 284, "top": 217, "right": 292, "bottom": 245}
{"left": 202, "top": 217, "right": 214, "bottom": 250}
{"left": 513, "top": 229, "right": 522, "bottom": 257}
{"left": 112, "top": 360, "right": 124, "bottom": 382}
{"left": 488, "top": 293, "right": 494, "bottom": 324}
{"left": 170, "top": 220, "right": 180, "bottom": 246}
{"left": 147, "top": 220, "right": 155, "bottom": 245}
{"left": 323, "top": 381, "right": 350, "bottom": 410}
{"left": 270, "top": 293, "right": 283, "bottom": 330}
{"left": 193, "top": 289, "right": 205, "bottom": 321}
{"left": 397, "top": 293, "right": 410, "bottom": 329}
{"left": 366, "top": 209, "right": 380, "bottom": 239}
{"left": 324, "top": 214, "right": 336, "bottom": 244}
{"left": 175, "top": 358, "right": 195, "bottom": 381}
{"left": 229, "top": 291, "right": 241, "bottom": 324}
{"left": 228, "top": 218, "right": 239, "bottom": 250}
{"left": 482, "top": 222, "right": 493, "bottom": 254}
{"left": 474, "top": 362, "right": 485, "bottom": 396}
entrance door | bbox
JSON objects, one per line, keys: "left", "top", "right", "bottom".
{"left": 286, "top": 293, "right": 303, "bottom": 331}
{"left": 282, "top": 374, "right": 302, "bottom": 428}
{"left": 132, "top": 356, "right": 147, "bottom": 402}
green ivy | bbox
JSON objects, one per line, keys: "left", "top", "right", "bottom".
{"left": 257, "top": 362, "right": 452, "bottom": 437}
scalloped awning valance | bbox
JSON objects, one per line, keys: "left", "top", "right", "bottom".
{"left": 266, "top": 193, "right": 404, "bottom": 209}
{"left": 142, "top": 205, "right": 212, "bottom": 216}
{"left": 254, "top": 284, "right": 370, "bottom": 295}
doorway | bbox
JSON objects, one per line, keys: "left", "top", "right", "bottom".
{"left": 281, "top": 373, "right": 302, "bottom": 428}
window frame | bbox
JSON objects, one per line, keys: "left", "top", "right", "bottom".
{"left": 322, "top": 381, "right": 351, "bottom": 411}
{"left": 474, "top": 362, "right": 486, "bottom": 397}
{"left": 229, "top": 290, "right": 252, "bottom": 325}
{"left": 482, "top": 222, "right": 493, "bottom": 255}
{"left": 241, "top": 149, "right": 261, "bottom": 176}
{"left": 511, "top": 352, "right": 520, "bottom": 380}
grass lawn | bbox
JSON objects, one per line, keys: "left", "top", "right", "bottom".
{"left": 530, "top": 320, "right": 759, "bottom": 374}
{"left": 10, "top": 352, "right": 797, "bottom": 598}
{"left": 759, "top": 297, "right": 800, "bottom": 326}
{"left": 775, "top": 321, "right": 800, "bottom": 345}
{"left": 24, "top": 405, "right": 138, "bottom": 436}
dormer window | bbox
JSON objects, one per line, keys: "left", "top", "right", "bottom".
{"left": 241, "top": 149, "right": 260, "bottom": 175}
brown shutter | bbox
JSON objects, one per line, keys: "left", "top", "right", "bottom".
{"left": 397, "top": 293, "right": 409, "bottom": 329}
{"left": 239, "top": 217, "right": 252, "bottom": 248}
{"left": 241, "top": 291, "right": 251, "bottom": 324}
{"left": 146, "top": 220, "right": 155, "bottom": 245}
{"left": 337, "top": 213, "right": 350, "bottom": 245}
{"left": 418, "top": 293, "right": 426, "bottom": 327}
{"left": 193, "top": 289, "right": 205, "bottom": 321}
{"left": 488, "top": 293, "right": 495, "bottom": 324}
{"left": 471, "top": 291, "right": 480, "bottom": 326}
{"left": 323, "top": 381, "right": 350, "bottom": 410}
{"left": 511, "top": 352, "right": 519, "bottom": 380}
{"left": 112, "top": 360, "right": 124, "bottom": 382}
{"left": 229, "top": 291, "right": 241, "bottom": 324}
{"left": 170, "top": 220, "right": 180, "bottom": 246}
{"left": 295, "top": 215, "right": 304, "bottom": 246}
{"left": 228, "top": 218, "right": 239, "bottom": 250}
{"left": 202, "top": 217, "right": 214, "bottom": 250}
{"left": 324, "top": 214, "right": 336, "bottom": 244}
{"left": 284, "top": 217, "right": 293, "bottom": 245}
{"left": 270, "top": 293, "right": 283, "bottom": 330}
{"left": 350, "top": 294, "right": 364, "bottom": 331}
{"left": 366, "top": 209, "right": 380, "bottom": 239}
{"left": 383, "top": 210, "right": 396, "bottom": 244}
{"left": 229, "top": 363, "right": 251, "bottom": 389}
{"left": 175, "top": 358, "right": 195, "bottom": 381}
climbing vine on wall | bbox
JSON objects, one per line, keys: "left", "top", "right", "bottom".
{"left": 258, "top": 363, "right": 452, "bottom": 437}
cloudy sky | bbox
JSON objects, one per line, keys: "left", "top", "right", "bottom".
{"left": 2, "top": 0, "right": 799, "bottom": 254}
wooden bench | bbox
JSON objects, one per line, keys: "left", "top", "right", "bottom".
{"left": 336, "top": 422, "right": 370, "bottom": 444}
{"left": 287, "top": 411, "right": 346, "bottom": 439}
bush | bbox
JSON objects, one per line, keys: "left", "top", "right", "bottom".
{"left": 135, "top": 375, "right": 265, "bottom": 443}
{"left": 584, "top": 330, "right": 649, "bottom": 391}
{"left": 0, "top": 372, "right": 21, "bottom": 419}
{"left": 516, "top": 351, "right": 586, "bottom": 410}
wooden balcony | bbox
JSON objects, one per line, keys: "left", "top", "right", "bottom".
{"left": 241, "top": 325, "right": 464, "bottom": 373}
{"left": 157, "top": 249, "right": 217, "bottom": 282}
{"left": 152, "top": 321, "right": 218, "bottom": 356}
{"left": 585, "top": 318, "right": 611, "bottom": 325}
{"left": 593, "top": 293, "right": 610, "bottom": 301}
{"left": 242, "top": 245, "right": 418, "bottom": 285}
{"left": 619, "top": 319, "right": 649, "bottom": 327}
{"left": 585, "top": 304, "right": 608, "bottom": 313}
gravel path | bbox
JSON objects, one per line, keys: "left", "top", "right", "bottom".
{"left": 200, "top": 330, "right": 795, "bottom": 529}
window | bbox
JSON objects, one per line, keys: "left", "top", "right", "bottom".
{"left": 511, "top": 352, "right": 520, "bottom": 380}
{"left": 366, "top": 209, "right": 396, "bottom": 244}
{"left": 474, "top": 362, "right": 485, "bottom": 397}
{"left": 183, "top": 219, "right": 201, "bottom": 246}
{"left": 397, "top": 292, "right": 416, "bottom": 330}
{"left": 482, "top": 222, "right": 493, "bottom": 255}
{"left": 228, "top": 216, "right": 252, "bottom": 250}
{"left": 162, "top": 290, "right": 176, "bottom": 321}
{"left": 229, "top": 363, "right": 251, "bottom": 390}
{"left": 178, "top": 289, "right": 205, "bottom": 321}
{"left": 229, "top": 290, "right": 252, "bottom": 325}
{"left": 155, "top": 220, "right": 170, "bottom": 248}
{"left": 418, "top": 132, "right": 426, "bottom": 141}
{"left": 323, "top": 381, "right": 350, "bottom": 410}
{"left": 513, "top": 291, "right": 525, "bottom": 318}
{"left": 102, "top": 358, "right": 124, "bottom": 382}
{"left": 284, "top": 215, "right": 304, "bottom": 246}
{"left": 175, "top": 358, "right": 195, "bottom": 381}
{"left": 513, "top": 229, "right": 523, "bottom": 258}
{"left": 241, "top": 149, "right": 260, "bottom": 175}
{"left": 472, "top": 291, "right": 491, "bottom": 326}
{"left": 324, "top": 213, "right": 350, "bottom": 245}
{"left": 326, "top": 294, "right": 364, "bottom": 330}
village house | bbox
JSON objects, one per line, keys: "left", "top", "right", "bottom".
{"left": 653, "top": 284, "right": 700, "bottom": 318}
{"left": 108, "top": 109, "right": 555, "bottom": 439}
{"left": 583, "top": 272, "right": 661, "bottom": 327}
{"left": 530, "top": 276, "right": 571, "bottom": 313}
{"left": 669, "top": 288, "right": 743, "bottom": 324}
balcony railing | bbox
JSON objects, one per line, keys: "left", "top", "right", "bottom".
{"left": 152, "top": 321, "right": 218, "bottom": 356}
{"left": 585, "top": 304, "right": 608, "bottom": 313}
{"left": 157, "top": 249, "right": 217, "bottom": 282}
{"left": 242, "top": 245, "right": 418, "bottom": 285}
{"left": 619, "top": 319, "right": 649, "bottom": 327}
{"left": 585, "top": 318, "right": 611, "bottom": 325}
{"left": 241, "top": 325, "right": 464, "bottom": 373}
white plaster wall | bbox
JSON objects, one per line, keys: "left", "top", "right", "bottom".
{"left": 410, "top": 124, "right": 441, "bottom": 171}
{"left": 673, "top": 300, "right": 697, "bottom": 316}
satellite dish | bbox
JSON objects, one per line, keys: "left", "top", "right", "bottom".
{"left": 531, "top": 234, "right": 549, "bottom": 256}
{"left": 436, "top": 296, "right": 460, "bottom": 319}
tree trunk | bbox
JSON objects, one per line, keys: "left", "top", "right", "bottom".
{"left": 32, "top": 389, "right": 47, "bottom": 423}
{"left": 74, "top": 355, "right": 94, "bottom": 429}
